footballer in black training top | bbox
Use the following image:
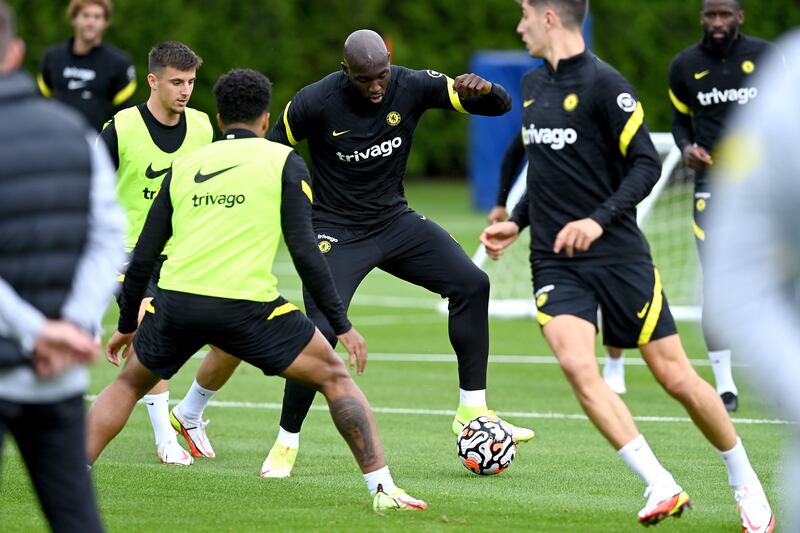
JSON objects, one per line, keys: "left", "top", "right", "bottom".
{"left": 38, "top": 0, "right": 135, "bottom": 131}
{"left": 259, "top": 29, "right": 534, "bottom": 480}
{"left": 668, "top": 0, "right": 776, "bottom": 413}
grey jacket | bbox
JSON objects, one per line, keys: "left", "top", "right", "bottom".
{"left": 0, "top": 71, "right": 125, "bottom": 403}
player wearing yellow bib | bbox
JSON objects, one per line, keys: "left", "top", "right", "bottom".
{"left": 88, "top": 68, "right": 426, "bottom": 511}
{"left": 98, "top": 41, "right": 238, "bottom": 465}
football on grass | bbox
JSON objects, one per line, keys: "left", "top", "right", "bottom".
{"left": 457, "top": 415, "right": 516, "bottom": 475}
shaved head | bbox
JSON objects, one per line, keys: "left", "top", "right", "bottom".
{"left": 343, "top": 29, "right": 389, "bottom": 71}
{"left": 340, "top": 29, "right": 392, "bottom": 105}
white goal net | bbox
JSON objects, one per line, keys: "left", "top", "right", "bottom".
{"left": 459, "top": 132, "right": 702, "bottom": 322}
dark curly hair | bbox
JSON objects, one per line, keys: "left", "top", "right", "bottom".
{"left": 213, "top": 68, "right": 272, "bottom": 125}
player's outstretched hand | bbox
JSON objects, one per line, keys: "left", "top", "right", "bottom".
{"left": 453, "top": 73, "right": 492, "bottom": 97}
{"left": 554, "top": 218, "right": 604, "bottom": 257}
{"left": 105, "top": 330, "right": 135, "bottom": 367}
{"left": 338, "top": 327, "right": 368, "bottom": 375}
{"left": 487, "top": 205, "right": 508, "bottom": 224}
{"left": 480, "top": 221, "right": 520, "bottom": 261}
{"left": 682, "top": 143, "right": 713, "bottom": 171}
{"left": 32, "top": 320, "right": 99, "bottom": 378}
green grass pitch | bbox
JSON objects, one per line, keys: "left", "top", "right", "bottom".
{"left": 1, "top": 181, "right": 788, "bottom": 531}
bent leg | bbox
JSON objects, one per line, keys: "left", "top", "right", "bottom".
{"left": 196, "top": 345, "right": 241, "bottom": 390}
{"left": 278, "top": 240, "right": 370, "bottom": 434}
{"left": 380, "top": 217, "right": 489, "bottom": 390}
{"left": 280, "top": 330, "right": 385, "bottom": 474}
{"left": 543, "top": 315, "right": 639, "bottom": 449}
{"left": 86, "top": 351, "right": 161, "bottom": 463}
{"left": 640, "top": 334, "right": 736, "bottom": 451}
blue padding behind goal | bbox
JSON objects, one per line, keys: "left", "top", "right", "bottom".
{"left": 468, "top": 51, "right": 540, "bottom": 210}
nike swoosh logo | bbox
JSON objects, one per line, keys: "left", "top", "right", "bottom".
{"left": 636, "top": 301, "right": 650, "bottom": 319}
{"left": 740, "top": 508, "right": 764, "bottom": 532}
{"left": 145, "top": 163, "right": 170, "bottom": 180}
{"left": 694, "top": 70, "right": 710, "bottom": 80}
{"left": 332, "top": 130, "right": 351, "bottom": 137}
{"left": 145, "top": 402, "right": 155, "bottom": 406}
{"left": 523, "top": 99, "right": 535, "bottom": 108}
{"left": 194, "top": 164, "right": 241, "bottom": 183}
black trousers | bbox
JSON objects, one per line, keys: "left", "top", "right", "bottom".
{"left": 0, "top": 394, "right": 103, "bottom": 533}
{"left": 280, "top": 210, "right": 490, "bottom": 433}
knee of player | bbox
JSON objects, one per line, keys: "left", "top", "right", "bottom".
{"left": 655, "top": 367, "right": 698, "bottom": 399}
{"left": 449, "top": 267, "right": 490, "bottom": 299}
{"left": 117, "top": 363, "right": 159, "bottom": 397}
{"left": 558, "top": 353, "right": 598, "bottom": 383}
{"left": 318, "top": 358, "right": 354, "bottom": 393}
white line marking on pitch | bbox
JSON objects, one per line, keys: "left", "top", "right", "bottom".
{"left": 188, "top": 350, "right": 741, "bottom": 368}
{"left": 82, "top": 396, "right": 792, "bottom": 426}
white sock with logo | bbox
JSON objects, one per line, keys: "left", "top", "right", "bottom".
{"left": 364, "top": 465, "right": 397, "bottom": 495}
{"left": 618, "top": 434, "right": 677, "bottom": 487}
{"left": 176, "top": 379, "right": 216, "bottom": 421}
{"left": 143, "top": 392, "right": 174, "bottom": 447}
{"left": 709, "top": 350, "right": 738, "bottom": 395}
{"left": 718, "top": 437, "right": 759, "bottom": 488}
{"left": 276, "top": 426, "right": 300, "bottom": 449}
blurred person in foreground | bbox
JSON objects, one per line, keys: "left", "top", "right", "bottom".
{"left": 707, "top": 30, "right": 798, "bottom": 528}
{"left": 0, "top": 1, "right": 125, "bottom": 531}
{"left": 37, "top": 0, "right": 136, "bottom": 131}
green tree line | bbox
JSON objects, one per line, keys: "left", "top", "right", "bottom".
{"left": 9, "top": 0, "right": 798, "bottom": 177}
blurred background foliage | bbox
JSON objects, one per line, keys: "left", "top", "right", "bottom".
{"left": 9, "top": 0, "right": 799, "bottom": 177}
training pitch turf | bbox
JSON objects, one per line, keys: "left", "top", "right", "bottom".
{"left": 1, "top": 181, "right": 788, "bottom": 532}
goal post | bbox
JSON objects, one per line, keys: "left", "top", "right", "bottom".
{"left": 449, "top": 132, "right": 702, "bottom": 322}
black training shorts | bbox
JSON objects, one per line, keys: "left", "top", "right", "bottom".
{"left": 532, "top": 261, "right": 677, "bottom": 349}
{"left": 134, "top": 289, "right": 316, "bottom": 379}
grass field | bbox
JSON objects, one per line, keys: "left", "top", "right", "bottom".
{"left": 1, "top": 180, "right": 789, "bottom": 532}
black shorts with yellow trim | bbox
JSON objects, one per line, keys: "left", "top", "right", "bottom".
{"left": 133, "top": 289, "right": 316, "bottom": 379}
{"left": 115, "top": 254, "right": 167, "bottom": 307}
{"left": 532, "top": 261, "right": 677, "bottom": 349}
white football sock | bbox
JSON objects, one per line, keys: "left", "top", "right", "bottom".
{"left": 175, "top": 379, "right": 216, "bottom": 421}
{"left": 719, "top": 437, "right": 759, "bottom": 488}
{"left": 364, "top": 465, "right": 397, "bottom": 495}
{"left": 143, "top": 392, "right": 174, "bottom": 447}
{"left": 459, "top": 388, "right": 486, "bottom": 408}
{"left": 604, "top": 353, "right": 625, "bottom": 374}
{"left": 276, "top": 427, "right": 300, "bottom": 448}
{"left": 709, "top": 349, "right": 738, "bottom": 395}
{"left": 618, "top": 434, "right": 677, "bottom": 487}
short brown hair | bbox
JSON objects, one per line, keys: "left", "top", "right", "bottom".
{"left": 148, "top": 41, "right": 203, "bottom": 74}
{"left": 524, "top": 0, "right": 587, "bottom": 29}
{"left": 67, "top": 0, "right": 111, "bottom": 21}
